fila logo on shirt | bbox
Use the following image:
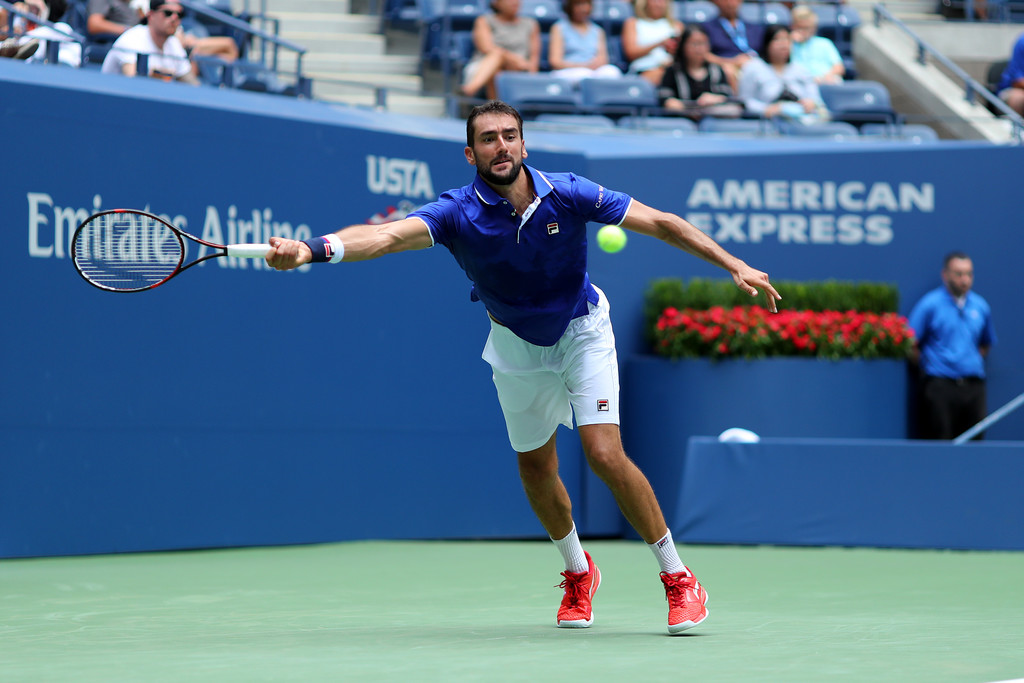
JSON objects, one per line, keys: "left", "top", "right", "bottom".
{"left": 547, "top": 222, "right": 559, "bottom": 235}
{"left": 597, "top": 399, "right": 610, "bottom": 412}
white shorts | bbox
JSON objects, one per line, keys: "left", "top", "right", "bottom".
{"left": 482, "top": 287, "right": 620, "bottom": 453}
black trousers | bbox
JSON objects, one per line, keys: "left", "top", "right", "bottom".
{"left": 917, "top": 375, "right": 987, "bottom": 440}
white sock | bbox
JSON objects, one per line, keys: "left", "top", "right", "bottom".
{"left": 551, "top": 523, "right": 589, "bottom": 574}
{"left": 649, "top": 529, "right": 686, "bottom": 575}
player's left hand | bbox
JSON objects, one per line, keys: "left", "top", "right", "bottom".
{"left": 733, "top": 266, "right": 781, "bottom": 313}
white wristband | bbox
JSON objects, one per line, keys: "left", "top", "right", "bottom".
{"left": 324, "top": 234, "right": 345, "bottom": 263}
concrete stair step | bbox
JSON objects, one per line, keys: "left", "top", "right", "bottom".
{"left": 307, "top": 70, "right": 423, "bottom": 91}
{"left": 262, "top": 0, "right": 353, "bottom": 14}
{"left": 272, "top": 12, "right": 379, "bottom": 33}
{"left": 282, "top": 52, "right": 420, "bottom": 74}
{"left": 324, "top": 92, "right": 447, "bottom": 117}
{"left": 284, "top": 32, "right": 387, "bottom": 54}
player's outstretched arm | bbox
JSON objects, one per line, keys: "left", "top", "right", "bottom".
{"left": 265, "top": 217, "right": 433, "bottom": 271}
{"left": 621, "top": 200, "right": 782, "bottom": 312}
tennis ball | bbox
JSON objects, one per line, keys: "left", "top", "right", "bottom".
{"left": 596, "top": 225, "right": 627, "bottom": 253}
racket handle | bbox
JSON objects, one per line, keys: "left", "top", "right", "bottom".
{"left": 227, "top": 244, "right": 271, "bottom": 259}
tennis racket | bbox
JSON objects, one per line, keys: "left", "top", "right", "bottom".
{"left": 71, "top": 209, "right": 271, "bottom": 293}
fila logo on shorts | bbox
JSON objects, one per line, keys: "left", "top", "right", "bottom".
{"left": 597, "top": 399, "right": 610, "bottom": 412}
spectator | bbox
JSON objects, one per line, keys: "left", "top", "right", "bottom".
{"left": 0, "top": 0, "right": 45, "bottom": 60}
{"left": 86, "top": 0, "right": 139, "bottom": 36}
{"left": 657, "top": 25, "right": 740, "bottom": 119}
{"left": 101, "top": 0, "right": 198, "bottom": 83}
{"left": 908, "top": 252, "right": 997, "bottom": 440}
{"left": 88, "top": 0, "right": 238, "bottom": 71}
{"left": 548, "top": 0, "right": 622, "bottom": 84}
{"left": 737, "top": 24, "right": 825, "bottom": 122}
{"left": 462, "top": 0, "right": 541, "bottom": 99}
{"left": 996, "top": 32, "right": 1024, "bottom": 117}
{"left": 789, "top": 5, "right": 844, "bottom": 85}
{"left": 621, "top": 0, "right": 683, "bottom": 86}
{"left": 702, "top": 0, "right": 764, "bottom": 90}
{"left": 17, "top": 0, "right": 82, "bottom": 67}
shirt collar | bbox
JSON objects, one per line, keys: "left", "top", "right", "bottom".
{"left": 472, "top": 164, "right": 554, "bottom": 205}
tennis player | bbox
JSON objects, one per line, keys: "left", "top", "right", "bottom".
{"left": 266, "top": 100, "right": 781, "bottom": 634}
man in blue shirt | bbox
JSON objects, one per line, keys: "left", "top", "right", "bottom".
{"left": 265, "top": 100, "right": 780, "bottom": 635}
{"left": 997, "top": 32, "right": 1024, "bottom": 117}
{"left": 908, "top": 252, "right": 997, "bottom": 440}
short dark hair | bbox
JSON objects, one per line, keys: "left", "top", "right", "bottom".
{"left": 466, "top": 100, "right": 524, "bottom": 147}
{"left": 673, "top": 25, "right": 709, "bottom": 64}
{"left": 943, "top": 251, "right": 970, "bottom": 268}
{"left": 759, "top": 24, "right": 790, "bottom": 63}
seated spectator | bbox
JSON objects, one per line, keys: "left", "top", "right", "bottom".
{"left": 548, "top": 0, "right": 622, "bottom": 84}
{"left": 87, "top": 0, "right": 140, "bottom": 37}
{"left": 101, "top": 0, "right": 198, "bottom": 84}
{"left": 89, "top": 0, "right": 238, "bottom": 72}
{"left": 462, "top": 0, "right": 541, "bottom": 98}
{"left": 15, "top": 0, "right": 82, "bottom": 66}
{"left": 702, "top": 0, "right": 764, "bottom": 91}
{"left": 789, "top": 5, "right": 844, "bottom": 85}
{"left": 737, "top": 24, "right": 826, "bottom": 122}
{"left": 997, "top": 32, "right": 1024, "bottom": 117}
{"left": 0, "top": 0, "right": 43, "bottom": 60}
{"left": 621, "top": 0, "right": 683, "bottom": 86}
{"left": 657, "top": 25, "right": 741, "bottom": 119}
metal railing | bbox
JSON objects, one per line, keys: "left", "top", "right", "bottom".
{"left": 0, "top": 0, "right": 86, "bottom": 63}
{"left": 872, "top": 3, "right": 1024, "bottom": 141}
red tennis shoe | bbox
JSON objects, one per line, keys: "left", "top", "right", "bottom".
{"left": 661, "top": 567, "right": 709, "bottom": 634}
{"left": 556, "top": 551, "right": 601, "bottom": 628}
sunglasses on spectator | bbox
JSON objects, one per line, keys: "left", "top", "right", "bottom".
{"left": 160, "top": 9, "right": 185, "bottom": 18}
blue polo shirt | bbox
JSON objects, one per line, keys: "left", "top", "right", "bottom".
{"left": 410, "top": 165, "right": 632, "bottom": 346}
{"left": 907, "top": 286, "right": 997, "bottom": 379}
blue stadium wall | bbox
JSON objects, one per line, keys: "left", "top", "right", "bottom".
{"left": 3, "top": 60, "right": 1022, "bottom": 557}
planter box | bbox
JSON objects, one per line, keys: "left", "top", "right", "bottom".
{"left": 620, "top": 356, "right": 908, "bottom": 536}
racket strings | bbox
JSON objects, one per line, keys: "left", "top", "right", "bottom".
{"left": 73, "top": 212, "right": 185, "bottom": 291}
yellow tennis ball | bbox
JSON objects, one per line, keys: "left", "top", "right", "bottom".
{"left": 596, "top": 225, "right": 627, "bottom": 253}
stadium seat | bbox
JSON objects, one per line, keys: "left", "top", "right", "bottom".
{"left": 698, "top": 117, "right": 777, "bottom": 135}
{"left": 496, "top": 72, "right": 581, "bottom": 116}
{"left": 860, "top": 123, "right": 940, "bottom": 143}
{"left": 819, "top": 81, "right": 897, "bottom": 126}
{"left": 675, "top": 0, "right": 718, "bottom": 23}
{"left": 808, "top": 3, "right": 861, "bottom": 58}
{"left": 617, "top": 115, "right": 699, "bottom": 133}
{"left": 520, "top": 0, "right": 563, "bottom": 31}
{"left": 532, "top": 113, "right": 618, "bottom": 128}
{"left": 739, "top": 2, "right": 790, "bottom": 25}
{"left": 592, "top": 0, "right": 633, "bottom": 36}
{"left": 419, "top": 0, "right": 486, "bottom": 71}
{"left": 579, "top": 76, "right": 659, "bottom": 116}
{"left": 777, "top": 120, "right": 860, "bottom": 139}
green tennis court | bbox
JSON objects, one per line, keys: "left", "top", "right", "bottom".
{"left": 2, "top": 540, "right": 1022, "bottom": 682}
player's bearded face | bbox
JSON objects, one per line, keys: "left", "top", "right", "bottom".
{"left": 479, "top": 150, "right": 523, "bottom": 186}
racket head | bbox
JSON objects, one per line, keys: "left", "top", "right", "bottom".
{"left": 71, "top": 210, "right": 187, "bottom": 293}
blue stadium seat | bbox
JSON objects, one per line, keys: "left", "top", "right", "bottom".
{"left": 860, "top": 123, "right": 940, "bottom": 143}
{"left": 618, "top": 115, "right": 699, "bottom": 134}
{"left": 777, "top": 120, "right": 860, "bottom": 139}
{"left": 532, "top": 113, "right": 618, "bottom": 128}
{"left": 739, "top": 2, "right": 791, "bottom": 25}
{"left": 675, "top": 0, "right": 718, "bottom": 23}
{"left": 496, "top": 72, "right": 581, "bottom": 116}
{"left": 419, "top": 0, "right": 486, "bottom": 71}
{"left": 698, "top": 117, "right": 777, "bottom": 134}
{"left": 579, "top": 76, "right": 659, "bottom": 116}
{"left": 819, "top": 81, "right": 898, "bottom": 126}
{"left": 808, "top": 3, "right": 861, "bottom": 58}
{"left": 592, "top": 0, "right": 633, "bottom": 36}
{"left": 520, "top": 0, "right": 563, "bottom": 31}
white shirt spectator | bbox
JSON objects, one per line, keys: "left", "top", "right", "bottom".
{"left": 101, "top": 23, "right": 190, "bottom": 79}
{"left": 24, "top": 23, "right": 83, "bottom": 67}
